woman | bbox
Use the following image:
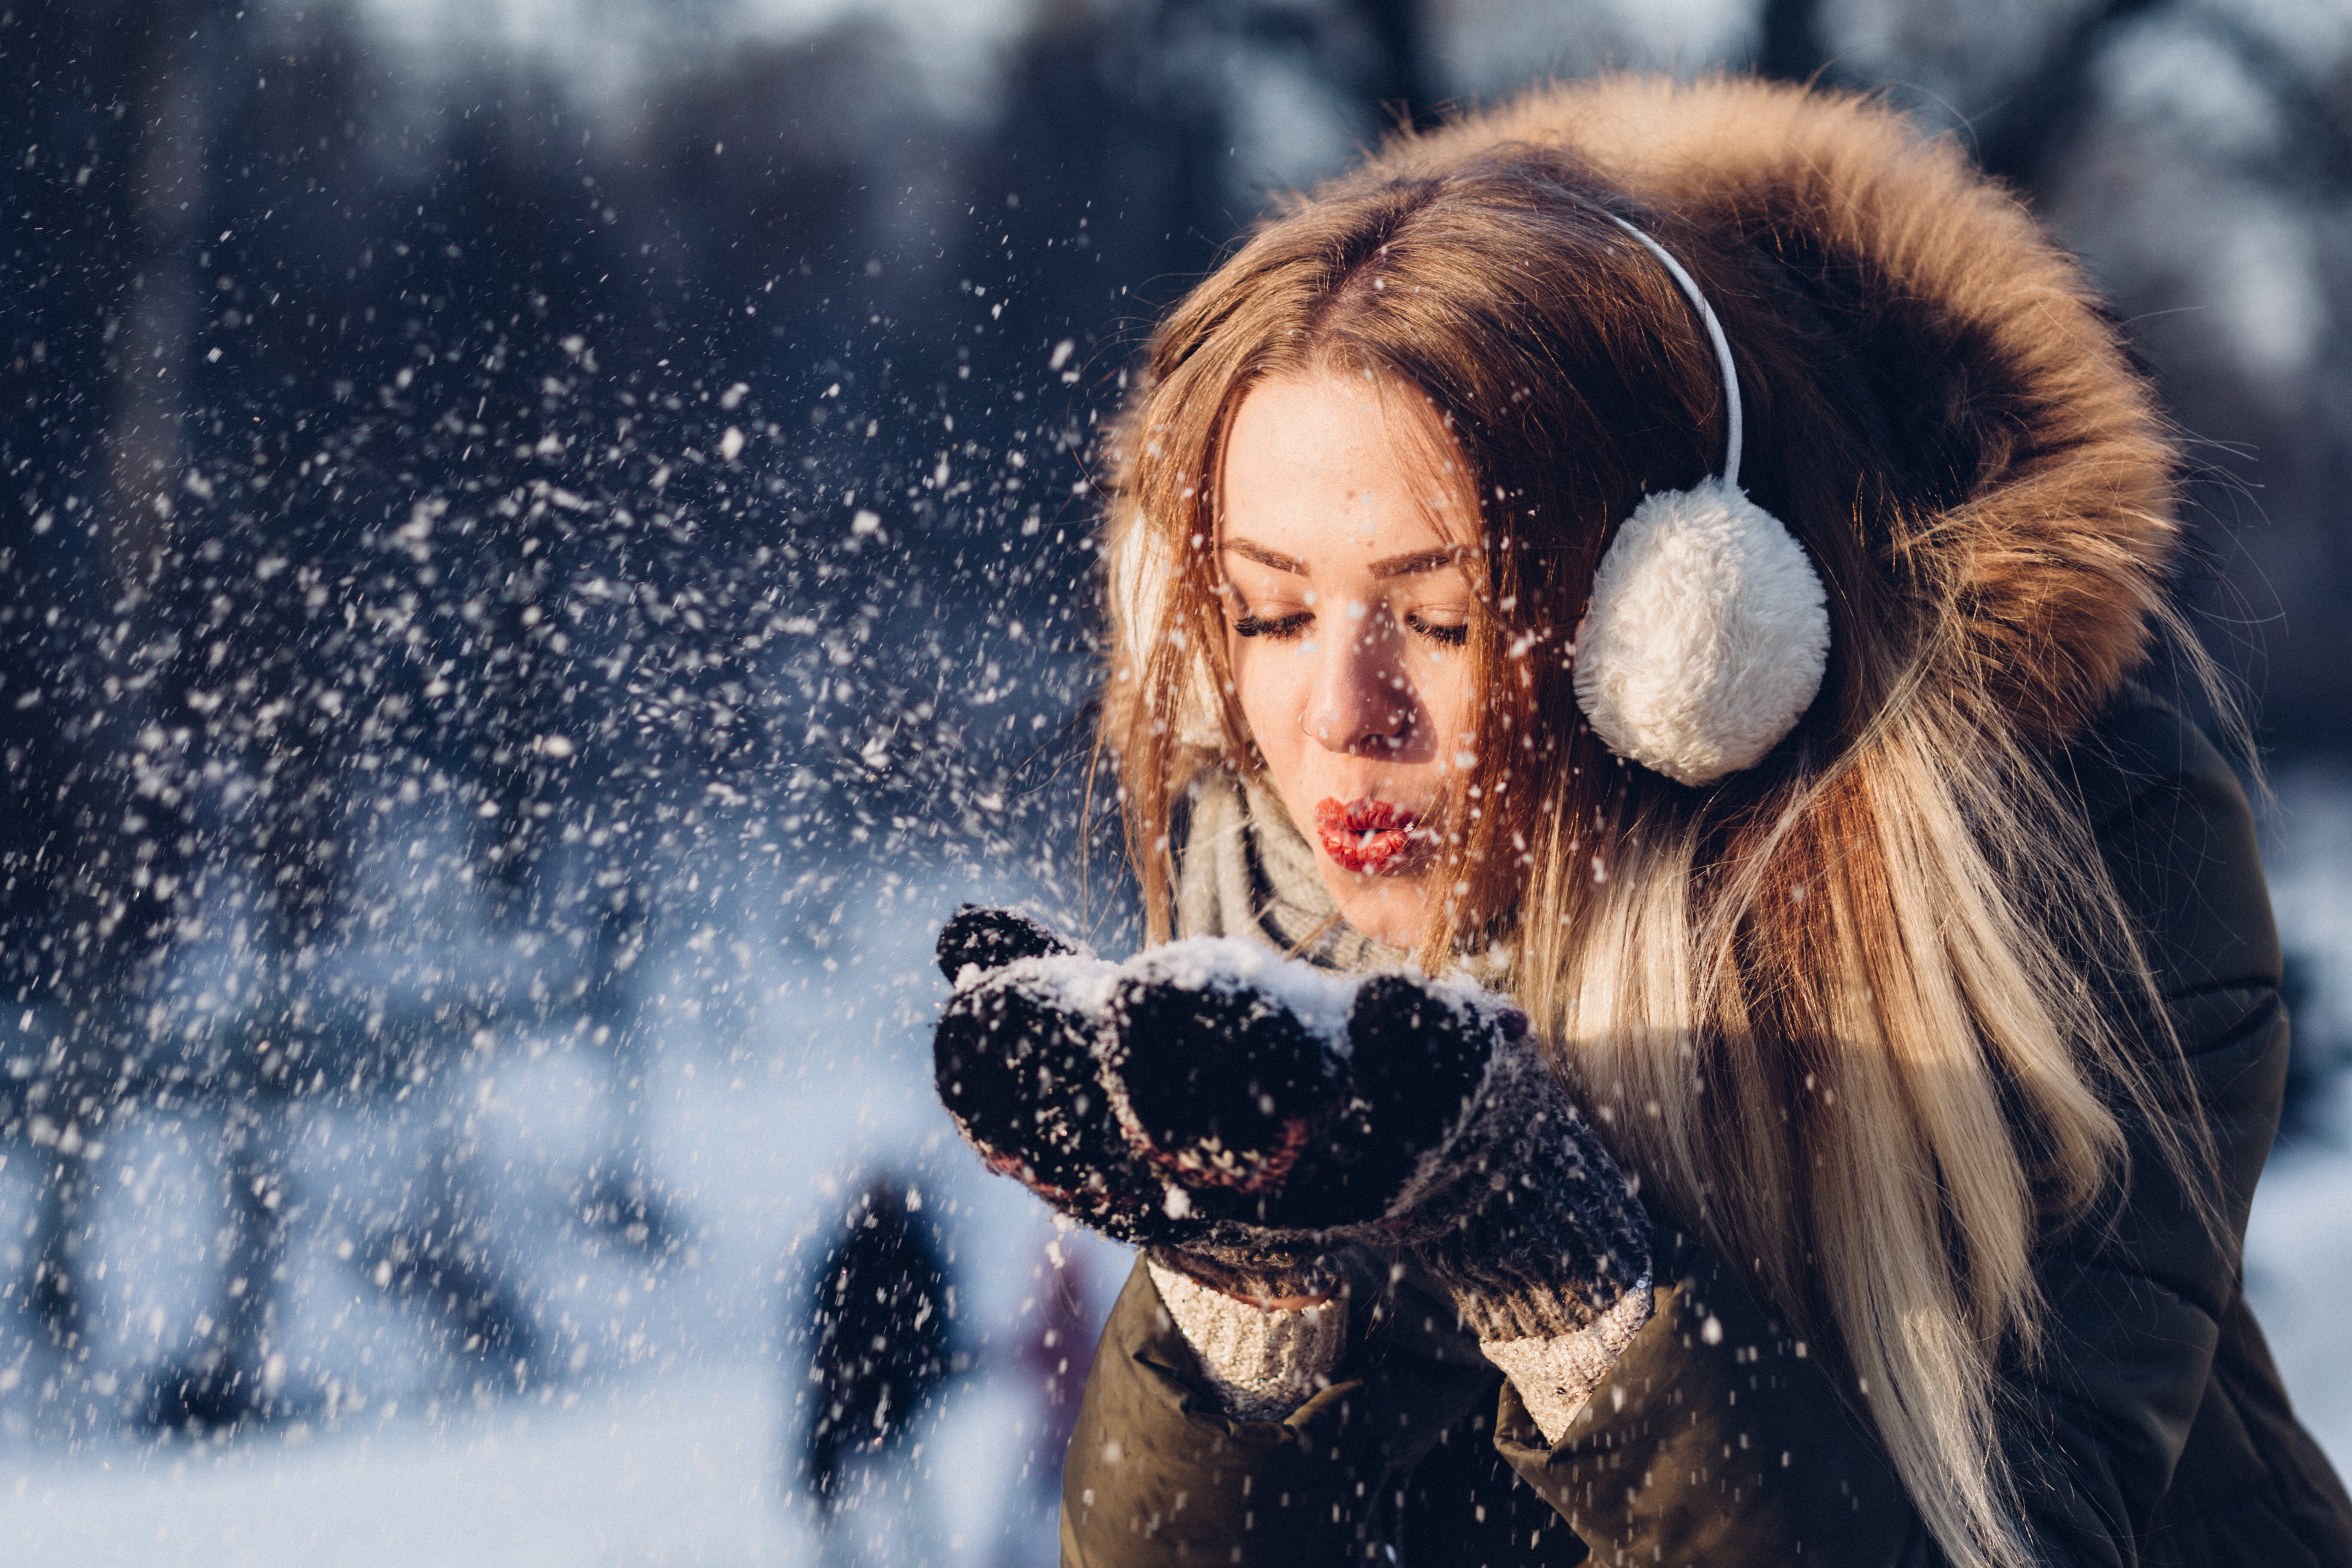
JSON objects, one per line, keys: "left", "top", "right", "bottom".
{"left": 931, "top": 75, "right": 2352, "bottom": 1566}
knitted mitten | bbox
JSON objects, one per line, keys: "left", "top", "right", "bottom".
{"left": 931, "top": 907, "right": 1336, "bottom": 1302}
{"left": 931, "top": 906, "right": 1650, "bottom": 1344}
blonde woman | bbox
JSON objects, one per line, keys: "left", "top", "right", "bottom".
{"left": 931, "top": 76, "right": 2352, "bottom": 1567}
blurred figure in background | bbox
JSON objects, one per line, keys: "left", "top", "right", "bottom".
{"left": 799, "top": 1177, "right": 954, "bottom": 1562}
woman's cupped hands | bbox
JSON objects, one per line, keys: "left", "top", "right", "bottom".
{"left": 930, "top": 906, "right": 1650, "bottom": 1329}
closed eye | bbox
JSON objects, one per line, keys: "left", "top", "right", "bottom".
{"left": 1232, "top": 611, "right": 1313, "bottom": 641}
{"left": 1407, "top": 613, "right": 1469, "bottom": 647}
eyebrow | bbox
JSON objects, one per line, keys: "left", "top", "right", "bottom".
{"left": 1221, "top": 539, "right": 1465, "bottom": 579}
{"left": 1221, "top": 538, "right": 1304, "bottom": 574}
{"left": 1369, "top": 547, "right": 1464, "bottom": 580}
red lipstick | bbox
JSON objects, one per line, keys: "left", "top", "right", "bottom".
{"left": 1314, "top": 797, "right": 1421, "bottom": 874}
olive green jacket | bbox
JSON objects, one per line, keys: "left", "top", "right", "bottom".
{"left": 1059, "top": 695, "right": 2352, "bottom": 1566}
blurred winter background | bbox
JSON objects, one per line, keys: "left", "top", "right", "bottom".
{"left": 3, "top": 0, "right": 2350, "bottom": 1561}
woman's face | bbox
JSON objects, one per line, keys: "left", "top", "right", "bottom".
{"left": 1218, "top": 371, "right": 1482, "bottom": 947}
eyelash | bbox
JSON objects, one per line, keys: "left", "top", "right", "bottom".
{"left": 1231, "top": 612, "right": 1312, "bottom": 640}
{"left": 1231, "top": 611, "right": 1469, "bottom": 647}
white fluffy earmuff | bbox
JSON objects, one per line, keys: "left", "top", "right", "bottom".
{"left": 1569, "top": 218, "right": 1830, "bottom": 786}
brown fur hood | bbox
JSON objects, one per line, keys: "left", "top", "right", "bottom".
{"left": 1318, "top": 76, "right": 2182, "bottom": 745}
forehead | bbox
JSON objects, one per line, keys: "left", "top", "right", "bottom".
{"left": 1218, "top": 371, "right": 1474, "bottom": 567}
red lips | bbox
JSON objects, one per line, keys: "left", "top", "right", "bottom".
{"left": 1314, "top": 796, "right": 1421, "bottom": 874}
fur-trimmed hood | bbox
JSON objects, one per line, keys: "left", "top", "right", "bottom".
{"left": 1341, "top": 75, "right": 2180, "bottom": 744}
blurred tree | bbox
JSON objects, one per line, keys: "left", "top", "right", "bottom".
{"left": 1753, "top": 0, "right": 2173, "bottom": 193}
{"left": 144, "top": 1101, "right": 290, "bottom": 1435}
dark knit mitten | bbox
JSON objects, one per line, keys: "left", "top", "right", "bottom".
{"left": 930, "top": 907, "right": 1336, "bottom": 1300}
{"left": 931, "top": 906, "right": 1149, "bottom": 1231}
{"left": 1347, "top": 984, "right": 1649, "bottom": 1340}
{"left": 931, "top": 909, "right": 1648, "bottom": 1335}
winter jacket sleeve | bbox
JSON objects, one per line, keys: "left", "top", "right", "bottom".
{"left": 1060, "top": 1250, "right": 1507, "bottom": 1566}
{"left": 1492, "top": 693, "right": 2290, "bottom": 1568}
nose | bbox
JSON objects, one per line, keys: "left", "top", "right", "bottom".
{"left": 1300, "top": 604, "right": 1413, "bottom": 754}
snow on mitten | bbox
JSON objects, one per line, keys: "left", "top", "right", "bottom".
{"left": 1095, "top": 942, "right": 1365, "bottom": 1303}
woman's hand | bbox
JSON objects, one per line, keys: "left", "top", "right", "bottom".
{"left": 931, "top": 906, "right": 1650, "bottom": 1333}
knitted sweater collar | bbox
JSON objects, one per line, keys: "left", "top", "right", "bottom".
{"left": 1171, "top": 771, "right": 1413, "bottom": 974}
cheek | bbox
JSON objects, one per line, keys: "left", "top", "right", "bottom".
{"left": 1229, "top": 639, "right": 1303, "bottom": 762}
{"left": 1420, "top": 654, "right": 1478, "bottom": 749}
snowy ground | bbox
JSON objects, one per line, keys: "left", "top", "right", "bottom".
{"left": 0, "top": 859, "right": 1136, "bottom": 1566}
{"left": 0, "top": 1349, "right": 1100, "bottom": 1566}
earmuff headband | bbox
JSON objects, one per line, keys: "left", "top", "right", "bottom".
{"left": 1604, "top": 215, "right": 1744, "bottom": 487}
{"left": 1569, "top": 214, "right": 1831, "bottom": 786}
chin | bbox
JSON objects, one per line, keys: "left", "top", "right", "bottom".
{"left": 1322, "top": 864, "right": 1427, "bottom": 949}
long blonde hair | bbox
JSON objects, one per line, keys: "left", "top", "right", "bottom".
{"left": 1095, "top": 79, "right": 2223, "bottom": 1568}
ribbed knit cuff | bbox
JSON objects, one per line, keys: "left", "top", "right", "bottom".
{"left": 1480, "top": 1275, "right": 1653, "bottom": 1443}
{"left": 1145, "top": 1242, "right": 1337, "bottom": 1305}
{"left": 1436, "top": 1251, "right": 1621, "bottom": 1340}
{"left": 1147, "top": 1259, "right": 1349, "bottom": 1422}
